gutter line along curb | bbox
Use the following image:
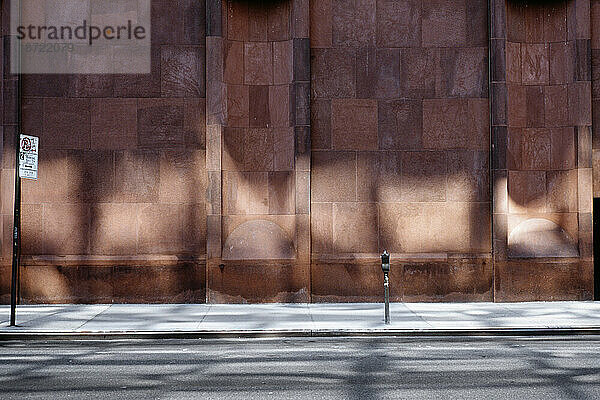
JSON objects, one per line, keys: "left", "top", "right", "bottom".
{"left": 2, "top": 327, "right": 600, "bottom": 340}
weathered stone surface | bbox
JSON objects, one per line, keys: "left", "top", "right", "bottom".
{"left": 399, "top": 48, "right": 437, "bottom": 98}
{"left": 379, "top": 202, "right": 490, "bottom": 254}
{"left": 356, "top": 48, "right": 400, "bottom": 99}
{"left": 226, "top": 0, "right": 249, "bottom": 41}
{"left": 423, "top": 99, "right": 488, "bottom": 150}
{"left": 376, "top": 0, "right": 420, "bottom": 47}
{"left": 310, "top": 0, "right": 332, "bottom": 48}
{"left": 8, "top": 0, "right": 595, "bottom": 305}
{"left": 507, "top": 84, "right": 526, "bottom": 127}
{"left": 551, "top": 127, "right": 576, "bottom": 170}
{"left": 378, "top": 100, "right": 422, "bottom": 150}
{"left": 244, "top": 128, "right": 274, "bottom": 171}
{"left": 224, "top": 41, "right": 244, "bottom": 85}
{"left": 248, "top": 2, "right": 268, "bottom": 41}
{"left": 267, "top": 0, "right": 290, "bottom": 41}
{"left": 311, "top": 203, "right": 332, "bottom": 253}
{"left": 208, "top": 262, "right": 309, "bottom": 303}
{"left": 249, "top": 85, "right": 270, "bottom": 128}
{"left": 495, "top": 260, "right": 592, "bottom": 301}
{"left": 227, "top": 84, "right": 249, "bottom": 128}
{"left": 521, "top": 128, "right": 551, "bottom": 170}
{"left": 492, "top": 39, "right": 506, "bottom": 83}
{"left": 569, "top": 81, "right": 592, "bottom": 126}
{"left": 137, "top": 99, "right": 184, "bottom": 149}
{"left": 294, "top": 39, "right": 311, "bottom": 82}
{"left": 549, "top": 41, "right": 576, "bottom": 85}
{"left": 113, "top": 263, "right": 206, "bottom": 303}
{"left": 161, "top": 46, "right": 205, "bottom": 97}
{"left": 20, "top": 265, "right": 114, "bottom": 304}
{"left": 332, "top": 0, "right": 376, "bottom": 47}
{"left": 269, "top": 85, "right": 290, "bottom": 128}
{"left": 521, "top": 44, "right": 549, "bottom": 85}
{"left": 357, "top": 151, "right": 402, "bottom": 202}
{"left": 89, "top": 204, "right": 138, "bottom": 256}
{"left": 245, "top": 42, "right": 273, "bottom": 85}
{"left": 311, "top": 99, "right": 331, "bottom": 149}
{"left": 438, "top": 47, "right": 488, "bottom": 98}
{"left": 422, "top": 0, "right": 467, "bottom": 47}
{"left": 311, "top": 48, "right": 356, "bottom": 98}
{"left": 273, "top": 41, "right": 293, "bottom": 84}
{"left": 138, "top": 204, "right": 184, "bottom": 254}
{"left": 544, "top": 85, "right": 569, "bottom": 127}
{"left": 331, "top": 99, "right": 377, "bottom": 150}
{"left": 43, "top": 204, "right": 90, "bottom": 255}
{"left": 526, "top": 86, "right": 545, "bottom": 128}
{"left": 42, "top": 98, "right": 91, "bottom": 149}
{"left": 447, "top": 150, "right": 489, "bottom": 202}
{"left": 21, "top": 204, "right": 44, "bottom": 255}
{"left": 332, "top": 202, "right": 378, "bottom": 253}
{"left": 506, "top": 42, "right": 521, "bottom": 84}
{"left": 508, "top": 170, "right": 546, "bottom": 214}
{"left": 311, "top": 259, "right": 390, "bottom": 302}
{"left": 401, "top": 151, "right": 447, "bottom": 202}
{"left": 222, "top": 127, "right": 245, "bottom": 171}
{"left": 91, "top": 99, "right": 137, "bottom": 150}
{"left": 223, "top": 220, "right": 294, "bottom": 260}
{"left": 223, "top": 171, "right": 268, "bottom": 215}
{"left": 546, "top": 170, "right": 578, "bottom": 213}
{"left": 159, "top": 150, "right": 206, "bottom": 204}
{"left": 184, "top": 98, "right": 206, "bottom": 149}
{"left": 273, "top": 128, "right": 295, "bottom": 171}
{"left": 268, "top": 171, "right": 295, "bottom": 215}
{"left": 311, "top": 259, "right": 492, "bottom": 303}
{"left": 114, "top": 151, "right": 160, "bottom": 203}
{"left": 311, "top": 151, "right": 356, "bottom": 202}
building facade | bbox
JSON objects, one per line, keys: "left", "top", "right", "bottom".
{"left": 1, "top": 0, "right": 600, "bottom": 303}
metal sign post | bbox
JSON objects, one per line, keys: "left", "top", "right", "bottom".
{"left": 9, "top": 140, "right": 21, "bottom": 327}
{"left": 10, "top": 135, "right": 38, "bottom": 327}
{"left": 10, "top": 0, "right": 23, "bottom": 326}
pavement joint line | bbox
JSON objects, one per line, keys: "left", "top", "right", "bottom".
{"left": 3, "top": 327, "right": 600, "bottom": 341}
{"left": 195, "top": 303, "right": 213, "bottom": 330}
{"left": 74, "top": 304, "right": 113, "bottom": 332}
{"left": 401, "top": 303, "right": 434, "bottom": 328}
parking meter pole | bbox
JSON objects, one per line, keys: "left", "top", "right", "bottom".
{"left": 384, "top": 272, "right": 390, "bottom": 325}
{"left": 381, "top": 250, "right": 390, "bottom": 325}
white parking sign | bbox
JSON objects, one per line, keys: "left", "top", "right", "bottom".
{"left": 19, "top": 134, "right": 39, "bottom": 180}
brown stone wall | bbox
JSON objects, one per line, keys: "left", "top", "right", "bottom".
{"left": 309, "top": 0, "right": 493, "bottom": 301}
{"left": 205, "top": 0, "right": 311, "bottom": 303}
{"left": 0, "top": 0, "right": 208, "bottom": 303}
{"left": 0, "top": 0, "right": 597, "bottom": 304}
{"left": 593, "top": 0, "right": 600, "bottom": 193}
{"left": 493, "top": 0, "right": 593, "bottom": 301}
{"left": 1, "top": 0, "right": 16, "bottom": 304}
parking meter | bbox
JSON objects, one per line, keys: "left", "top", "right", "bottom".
{"left": 381, "top": 250, "right": 390, "bottom": 324}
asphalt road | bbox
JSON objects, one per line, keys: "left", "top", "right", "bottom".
{"left": 1, "top": 337, "right": 600, "bottom": 399}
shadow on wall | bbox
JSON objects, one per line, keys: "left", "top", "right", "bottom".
{"left": 503, "top": 0, "right": 588, "bottom": 259}
{"left": 1, "top": 0, "right": 589, "bottom": 304}
{"left": 11, "top": 144, "right": 207, "bottom": 303}
{"left": 0, "top": 0, "right": 209, "bottom": 303}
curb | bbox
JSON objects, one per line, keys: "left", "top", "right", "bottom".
{"left": 2, "top": 327, "right": 600, "bottom": 340}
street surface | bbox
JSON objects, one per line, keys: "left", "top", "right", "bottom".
{"left": 1, "top": 337, "right": 600, "bottom": 399}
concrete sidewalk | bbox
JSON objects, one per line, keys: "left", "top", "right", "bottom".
{"left": 1, "top": 302, "right": 600, "bottom": 339}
